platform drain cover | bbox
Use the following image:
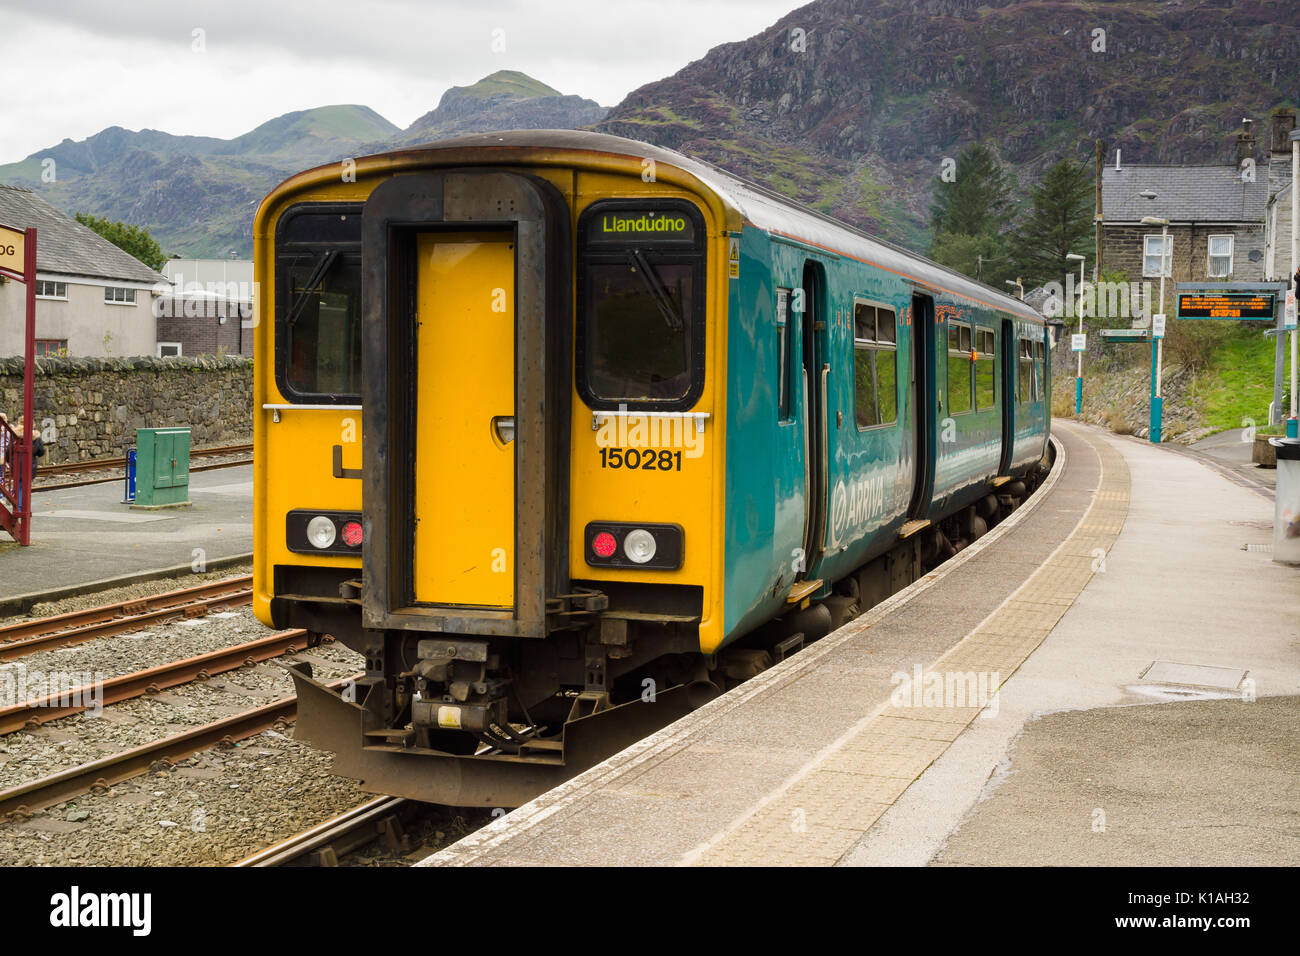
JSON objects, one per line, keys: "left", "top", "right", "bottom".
{"left": 1140, "top": 661, "right": 1247, "bottom": 690}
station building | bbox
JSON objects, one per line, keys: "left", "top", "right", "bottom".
{"left": 0, "top": 184, "right": 166, "bottom": 358}
{"left": 156, "top": 258, "right": 255, "bottom": 358}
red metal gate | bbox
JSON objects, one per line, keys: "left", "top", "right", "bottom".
{"left": 0, "top": 224, "right": 36, "bottom": 545}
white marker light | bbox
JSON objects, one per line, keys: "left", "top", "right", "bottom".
{"left": 307, "top": 515, "right": 337, "bottom": 549}
{"left": 623, "top": 528, "right": 657, "bottom": 564}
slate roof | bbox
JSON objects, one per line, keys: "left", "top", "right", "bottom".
{"left": 0, "top": 185, "right": 165, "bottom": 284}
{"left": 1102, "top": 164, "right": 1268, "bottom": 224}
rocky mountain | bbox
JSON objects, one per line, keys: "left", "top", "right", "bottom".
{"left": 399, "top": 70, "right": 607, "bottom": 144}
{"left": 597, "top": 0, "right": 1300, "bottom": 249}
{"left": 4, "top": 1, "right": 1297, "bottom": 260}
{"left": 0, "top": 73, "right": 606, "bottom": 258}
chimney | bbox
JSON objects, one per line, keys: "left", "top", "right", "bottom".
{"left": 1272, "top": 107, "right": 1297, "bottom": 154}
{"left": 1237, "top": 118, "right": 1256, "bottom": 164}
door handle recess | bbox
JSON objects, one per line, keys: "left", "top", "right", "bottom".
{"left": 332, "top": 444, "right": 362, "bottom": 479}
{"left": 492, "top": 416, "right": 515, "bottom": 445}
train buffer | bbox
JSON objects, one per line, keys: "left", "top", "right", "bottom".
{"left": 424, "top": 420, "right": 1299, "bottom": 867}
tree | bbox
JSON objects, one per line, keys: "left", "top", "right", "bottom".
{"left": 929, "top": 231, "right": 1017, "bottom": 287}
{"left": 929, "top": 142, "right": 1018, "bottom": 285}
{"left": 930, "top": 143, "right": 1017, "bottom": 238}
{"left": 74, "top": 213, "right": 167, "bottom": 272}
{"left": 1008, "top": 160, "right": 1093, "bottom": 289}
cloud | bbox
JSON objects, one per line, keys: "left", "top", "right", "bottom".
{"left": 0, "top": 0, "right": 798, "bottom": 162}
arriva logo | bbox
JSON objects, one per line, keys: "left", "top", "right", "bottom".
{"left": 828, "top": 474, "right": 887, "bottom": 547}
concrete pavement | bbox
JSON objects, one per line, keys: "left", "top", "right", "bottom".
{"left": 0, "top": 463, "right": 252, "bottom": 600}
{"left": 428, "top": 421, "right": 1298, "bottom": 867}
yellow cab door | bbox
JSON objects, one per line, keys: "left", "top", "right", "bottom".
{"left": 413, "top": 231, "right": 515, "bottom": 608}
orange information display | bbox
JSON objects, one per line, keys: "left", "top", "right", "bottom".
{"left": 1176, "top": 292, "right": 1275, "bottom": 320}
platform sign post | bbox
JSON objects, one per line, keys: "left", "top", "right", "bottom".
{"left": 0, "top": 223, "right": 36, "bottom": 545}
{"left": 1288, "top": 289, "right": 1298, "bottom": 439}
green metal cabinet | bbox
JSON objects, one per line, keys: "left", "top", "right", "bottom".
{"left": 133, "top": 427, "right": 191, "bottom": 507}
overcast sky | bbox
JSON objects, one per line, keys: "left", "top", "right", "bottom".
{"left": 0, "top": 0, "right": 802, "bottom": 164}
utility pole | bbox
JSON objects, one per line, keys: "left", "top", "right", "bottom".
{"left": 1291, "top": 128, "right": 1299, "bottom": 437}
{"left": 1095, "top": 139, "right": 1104, "bottom": 280}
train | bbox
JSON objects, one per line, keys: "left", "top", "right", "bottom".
{"left": 251, "top": 130, "right": 1051, "bottom": 807}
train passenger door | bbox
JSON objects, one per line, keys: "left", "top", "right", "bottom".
{"left": 413, "top": 231, "right": 515, "bottom": 607}
{"left": 906, "top": 293, "right": 935, "bottom": 520}
{"left": 998, "top": 319, "right": 1015, "bottom": 475}
{"left": 361, "top": 170, "right": 571, "bottom": 638}
{"left": 799, "top": 260, "right": 828, "bottom": 575}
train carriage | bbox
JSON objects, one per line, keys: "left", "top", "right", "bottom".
{"left": 252, "top": 130, "right": 1049, "bottom": 806}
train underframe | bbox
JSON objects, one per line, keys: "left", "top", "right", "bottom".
{"left": 281, "top": 462, "right": 1049, "bottom": 808}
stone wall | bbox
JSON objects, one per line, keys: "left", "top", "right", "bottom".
{"left": 0, "top": 355, "right": 252, "bottom": 463}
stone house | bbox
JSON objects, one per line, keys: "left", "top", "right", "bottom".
{"left": 0, "top": 185, "right": 166, "bottom": 357}
{"left": 1100, "top": 147, "right": 1269, "bottom": 319}
{"left": 1263, "top": 108, "right": 1297, "bottom": 284}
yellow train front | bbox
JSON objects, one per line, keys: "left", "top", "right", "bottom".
{"left": 253, "top": 131, "right": 1049, "bottom": 807}
{"left": 254, "top": 132, "right": 732, "bottom": 806}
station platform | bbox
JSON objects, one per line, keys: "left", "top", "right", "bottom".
{"left": 0, "top": 464, "right": 252, "bottom": 603}
{"left": 426, "top": 420, "right": 1299, "bottom": 867}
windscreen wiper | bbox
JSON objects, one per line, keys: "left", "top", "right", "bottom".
{"left": 627, "top": 248, "right": 684, "bottom": 332}
{"left": 285, "top": 249, "right": 340, "bottom": 328}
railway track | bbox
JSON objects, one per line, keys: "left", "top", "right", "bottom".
{"left": 232, "top": 796, "right": 412, "bottom": 867}
{"left": 34, "top": 443, "right": 253, "bottom": 492}
{"left": 0, "top": 628, "right": 309, "bottom": 734}
{"left": 41, "top": 443, "right": 253, "bottom": 477}
{"left": 0, "top": 574, "right": 253, "bottom": 662}
{"left": 0, "top": 674, "right": 358, "bottom": 819}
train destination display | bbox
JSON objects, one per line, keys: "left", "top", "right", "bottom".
{"left": 1176, "top": 292, "right": 1276, "bottom": 320}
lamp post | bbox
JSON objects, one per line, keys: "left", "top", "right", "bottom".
{"left": 1066, "top": 252, "right": 1086, "bottom": 413}
{"left": 1141, "top": 215, "right": 1170, "bottom": 443}
{"left": 1004, "top": 278, "right": 1024, "bottom": 300}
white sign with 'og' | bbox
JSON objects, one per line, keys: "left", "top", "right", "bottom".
{"left": 1071, "top": 333, "right": 1086, "bottom": 352}
{"left": 1152, "top": 313, "right": 1167, "bottom": 338}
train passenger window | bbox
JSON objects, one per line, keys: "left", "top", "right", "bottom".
{"left": 577, "top": 200, "right": 706, "bottom": 410}
{"left": 1018, "top": 338, "right": 1035, "bottom": 402}
{"left": 275, "top": 204, "right": 364, "bottom": 403}
{"left": 776, "top": 288, "right": 793, "bottom": 421}
{"left": 1033, "top": 339, "right": 1045, "bottom": 401}
{"left": 947, "top": 323, "right": 972, "bottom": 415}
{"left": 975, "top": 328, "right": 996, "bottom": 410}
{"left": 853, "top": 301, "right": 897, "bottom": 429}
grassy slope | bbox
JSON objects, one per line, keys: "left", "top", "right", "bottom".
{"left": 1192, "top": 328, "right": 1286, "bottom": 432}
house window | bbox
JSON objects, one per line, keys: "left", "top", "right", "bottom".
{"left": 852, "top": 300, "right": 898, "bottom": 429}
{"left": 1207, "top": 235, "right": 1233, "bottom": 278}
{"left": 157, "top": 342, "right": 182, "bottom": 358}
{"left": 34, "top": 339, "right": 67, "bottom": 356}
{"left": 104, "top": 286, "right": 136, "bottom": 304}
{"left": 35, "top": 280, "right": 67, "bottom": 299}
{"left": 1143, "top": 235, "right": 1172, "bottom": 278}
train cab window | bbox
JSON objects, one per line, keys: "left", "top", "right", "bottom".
{"left": 975, "top": 328, "right": 996, "bottom": 410}
{"left": 947, "top": 322, "right": 973, "bottom": 415}
{"left": 577, "top": 200, "right": 707, "bottom": 410}
{"left": 852, "top": 301, "right": 898, "bottom": 429}
{"left": 274, "top": 204, "right": 363, "bottom": 403}
{"left": 776, "top": 287, "right": 793, "bottom": 421}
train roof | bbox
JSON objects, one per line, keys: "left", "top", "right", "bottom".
{"left": 274, "top": 129, "right": 1043, "bottom": 324}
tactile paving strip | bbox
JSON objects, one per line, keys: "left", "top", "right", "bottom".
{"left": 688, "top": 428, "right": 1131, "bottom": 866}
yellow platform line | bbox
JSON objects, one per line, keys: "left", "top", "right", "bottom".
{"left": 686, "top": 426, "right": 1131, "bottom": 866}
